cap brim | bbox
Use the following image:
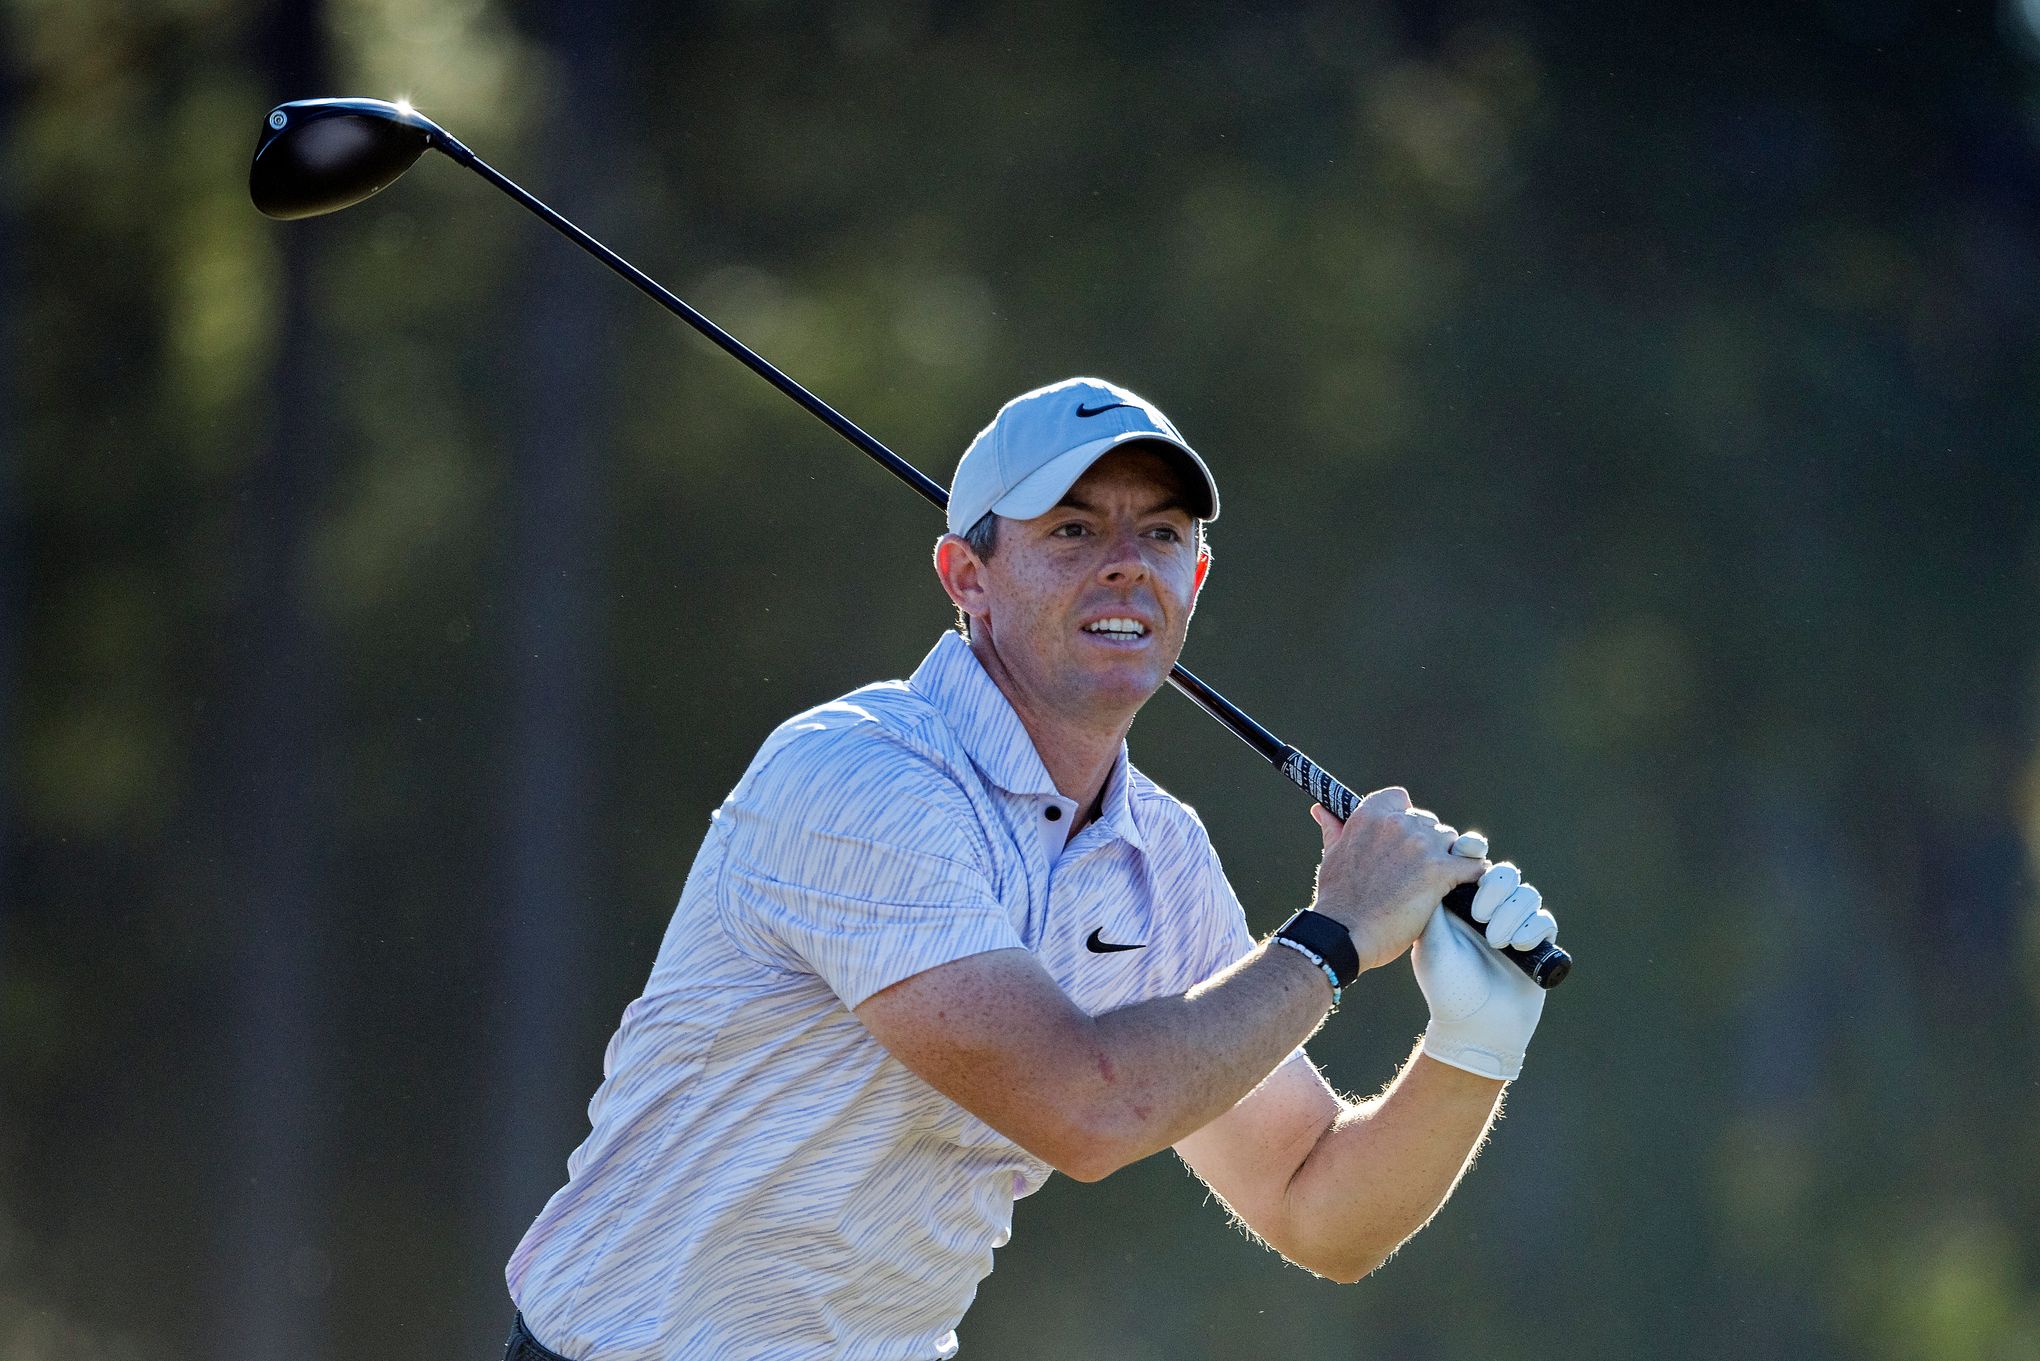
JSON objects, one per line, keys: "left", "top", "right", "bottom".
{"left": 990, "top": 431, "right": 1220, "bottom": 524}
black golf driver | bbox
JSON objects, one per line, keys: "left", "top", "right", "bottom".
{"left": 250, "top": 97, "right": 1571, "bottom": 990}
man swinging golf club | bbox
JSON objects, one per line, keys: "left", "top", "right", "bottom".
{"left": 501, "top": 377, "right": 1559, "bottom": 1361}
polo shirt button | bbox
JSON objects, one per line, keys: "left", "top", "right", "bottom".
{"left": 1044, "top": 805, "right": 1062, "bottom": 822}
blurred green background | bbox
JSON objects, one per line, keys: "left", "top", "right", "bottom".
{"left": 5, "top": 0, "right": 2039, "bottom": 1357}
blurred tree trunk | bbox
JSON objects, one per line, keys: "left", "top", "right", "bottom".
{"left": 0, "top": 13, "right": 18, "bottom": 967}
{"left": 214, "top": 3, "right": 338, "bottom": 1356}
{"left": 480, "top": 0, "right": 623, "bottom": 1318}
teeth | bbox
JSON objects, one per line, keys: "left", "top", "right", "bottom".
{"left": 1084, "top": 618, "right": 1147, "bottom": 636}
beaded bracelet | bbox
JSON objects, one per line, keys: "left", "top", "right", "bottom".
{"left": 1270, "top": 935, "right": 1343, "bottom": 1008}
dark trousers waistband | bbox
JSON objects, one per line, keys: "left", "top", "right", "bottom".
{"left": 504, "top": 1312, "right": 578, "bottom": 1361}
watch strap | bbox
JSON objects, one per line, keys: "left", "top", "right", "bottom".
{"left": 1275, "top": 909, "right": 1361, "bottom": 988}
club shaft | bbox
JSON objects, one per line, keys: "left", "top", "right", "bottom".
{"left": 438, "top": 139, "right": 951, "bottom": 510}
{"left": 434, "top": 136, "right": 1570, "bottom": 990}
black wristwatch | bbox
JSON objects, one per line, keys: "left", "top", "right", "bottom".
{"left": 1272, "top": 909, "right": 1362, "bottom": 1000}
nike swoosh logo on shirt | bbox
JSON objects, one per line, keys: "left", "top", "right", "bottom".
{"left": 1086, "top": 928, "right": 1146, "bottom": 953}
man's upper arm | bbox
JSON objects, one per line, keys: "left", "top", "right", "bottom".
{"left": 720, "top": 723, "right": 1121, "bottom": 1177}
{"left": 1174, "top": 1050, "right": 1344, "bottom": 1259}
{"left": 854, "top": 947, "right": 1111, "bottom": 1179}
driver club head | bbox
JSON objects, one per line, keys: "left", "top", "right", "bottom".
{"left": 250, "top": 98, "right": 441, "bottom": 220}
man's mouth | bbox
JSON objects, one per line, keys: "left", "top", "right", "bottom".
{"left": 1081, "top": 617, "right": 1150, "bottom": 640}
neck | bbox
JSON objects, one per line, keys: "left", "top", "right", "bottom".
{"left": 968, "top": 634, "right": 1134, "bottom": 833}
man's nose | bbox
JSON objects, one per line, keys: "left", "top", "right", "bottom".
{"left": 1097, "top": 526, "right": 1149, "bottom": 581}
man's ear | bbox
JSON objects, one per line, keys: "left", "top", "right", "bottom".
{"left": 1192, "top": 543, "right": 1211, "bottom": 600}
{"left": 934, "top": 534, "right": 991, "bottom": 628}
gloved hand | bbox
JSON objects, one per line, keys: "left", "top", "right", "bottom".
{"left": 1413, "top": 858, "right": 1557, "bottom": 1081}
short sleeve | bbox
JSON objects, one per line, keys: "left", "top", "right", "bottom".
{"left": 715, "top": 723, "right": 1025, "bottom": 1009}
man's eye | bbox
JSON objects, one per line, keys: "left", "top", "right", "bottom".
{"left": 1149, "top": 527, "right": 1181, "bottom": 542}
{"left": 1051, "top": 523, "right": 1088, "bottom": 537}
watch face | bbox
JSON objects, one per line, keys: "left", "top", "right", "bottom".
{"left": 1280, "top": 910, "right": 1360, "bottom": 988}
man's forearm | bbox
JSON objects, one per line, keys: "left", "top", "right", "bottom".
{"left": 1280, "top": 1042, "right": 1505, "bottom": 1281}
{"left": 1070, "top": 942, "right": 1334, "bottom": 1179}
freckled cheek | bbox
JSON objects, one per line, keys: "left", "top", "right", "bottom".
{"left": 1160, "top": 567, "right": 1200, "bottom": 629}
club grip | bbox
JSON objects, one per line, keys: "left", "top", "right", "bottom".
{"left": 1281, "top": 751, "right": 1572, "bottom": 990}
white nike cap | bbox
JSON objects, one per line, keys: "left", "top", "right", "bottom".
{"left": 945, "top": 377, "right": 1220, "bottom": 536}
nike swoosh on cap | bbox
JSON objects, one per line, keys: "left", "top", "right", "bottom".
{"left": 1075, "top": 402, "right": 1134, "bottom": 418}
{"left": 1085, "top": 928, "right": 1145, "bottom": 953}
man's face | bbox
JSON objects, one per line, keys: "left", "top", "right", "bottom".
{"left": 944, "top": 444, "right": 1210, "bottom": 725}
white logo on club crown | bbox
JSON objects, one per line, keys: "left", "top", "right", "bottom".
{"left": 268, "top": 111, "right": 288, "bottom": 129}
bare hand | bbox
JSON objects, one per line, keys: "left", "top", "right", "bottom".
{"left": 1307, "top": 787, "right": 1489, "bottom": 974}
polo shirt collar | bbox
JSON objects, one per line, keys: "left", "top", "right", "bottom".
{"left": 909, "top": 633, "right": 1148, "bottom": 854}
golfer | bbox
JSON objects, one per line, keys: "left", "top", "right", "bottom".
{"left": 501, "top": 377, "right": 1559, "bottom": 1361}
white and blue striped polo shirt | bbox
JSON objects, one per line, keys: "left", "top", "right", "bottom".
{"left": 506, "top": 632, "right": 1256, "bottom": 1360}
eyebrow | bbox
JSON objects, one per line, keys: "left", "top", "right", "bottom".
{"left": 1053, "top": 492, "right": 1194, "bottom": 519}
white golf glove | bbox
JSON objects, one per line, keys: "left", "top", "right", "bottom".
{"left": 1414, "top": 854, "right": 1557, "bottom": 1082}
